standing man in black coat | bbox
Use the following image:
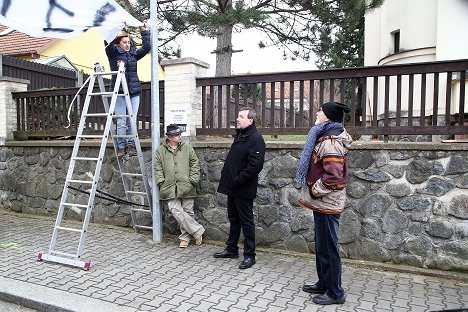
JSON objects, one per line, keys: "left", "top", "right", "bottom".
{"left": 214, "top": 107, "right": 265, "bottom": 269}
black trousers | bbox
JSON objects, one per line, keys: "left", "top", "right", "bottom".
{"left": 226, "top": 196, "right": 256, "bottom": 258}
{"left": 313, "top": 211, "right": 345, "bottom": 300}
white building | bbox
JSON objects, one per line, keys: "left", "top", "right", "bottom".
{"left": 365, "top": 0, "right": 468, "bottom": 66}
{"left": 364, "top": 0, "right": 468, "bottom": 120}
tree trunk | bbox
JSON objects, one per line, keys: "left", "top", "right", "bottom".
{"left": 213, "top": 23, "right": 234, "bottom": 127}
{"left": 215, "top": 24, "right": 233, "bottom": 77}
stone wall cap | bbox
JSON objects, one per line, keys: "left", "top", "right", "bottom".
{"left": 160, "top": 57, "right": 210, "bottom": 69}
{"left": 0, "top": 77, "right": 29, "bottom": 84}
{"left": 5, "top": 139, "right": 468, "bottom": 151}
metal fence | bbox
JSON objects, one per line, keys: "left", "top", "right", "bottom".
{"left": 196, "top": 59, "right": 468, "bottom": 139}
{"left": 13, "top": 81, "right": 164, "bottom": 140}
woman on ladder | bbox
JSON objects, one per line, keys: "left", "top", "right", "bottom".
{"left": 105, "top": 22, "right": 151, "bottom": 157}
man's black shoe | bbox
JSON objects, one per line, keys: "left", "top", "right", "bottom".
{"left": 213, "top": 250, "right": 239, "bottom": 259}
{"left": 312, "top": 293, "right": 346, "bottom": 305}
{"left": 302, "top": 283, "right": 326, "bottom": 294}
{"left": 239, "top": 257, "right": 255, "bottom": 269}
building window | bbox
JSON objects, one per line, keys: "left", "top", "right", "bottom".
{"left": 393, "top": 30, "right": 400, "bottom": 53}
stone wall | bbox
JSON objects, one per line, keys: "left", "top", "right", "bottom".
{"left": 0, "top": 140, "right": 467, "bottom": 272}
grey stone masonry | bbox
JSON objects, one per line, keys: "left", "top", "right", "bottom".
{"left": 1, "top": 140, "right": 468, "bottom": 272}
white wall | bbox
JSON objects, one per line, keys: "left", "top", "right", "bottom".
{"left": 364, "top": 0, "right": 468, "bottom": 120}
{"left": 364, "top": 6, "right": 381, "bottom": 66}
{"left": 437, "top": 0, "right": 468, "bottom": 61}
{"left": 365, "top": 0, "right": 438, "bottom": 66}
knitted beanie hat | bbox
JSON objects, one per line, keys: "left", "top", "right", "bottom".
{"left": 321, "top": 102, "right": 351, "bottom": 123}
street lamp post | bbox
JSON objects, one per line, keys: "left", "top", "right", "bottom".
{"left": 150, "top": 0, "right": 163, "bottom": 242}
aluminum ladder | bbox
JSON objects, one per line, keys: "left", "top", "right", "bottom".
{"left": 37, "top": 62, "right": 153, "bottom": 270}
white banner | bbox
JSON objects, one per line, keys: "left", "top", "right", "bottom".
{"left": 0, "top": 0, "right": 142, "bottom": 42}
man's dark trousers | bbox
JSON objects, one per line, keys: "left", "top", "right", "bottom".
{"left": 313, "top": 212, "right": 345, "bottom": 300}
{"left": 225, "top": 196, "right": 255, "bottom": 258}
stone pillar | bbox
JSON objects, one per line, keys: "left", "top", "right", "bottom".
{"left": 160, "top": 57, "right": 210, "bottom": 137}
{"left": 0, "top": 77, "right": 29, "bottom": 145}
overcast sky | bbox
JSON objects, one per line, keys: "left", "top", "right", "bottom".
{"left": 177, "top": 28, "right": 317, "bottom": 76}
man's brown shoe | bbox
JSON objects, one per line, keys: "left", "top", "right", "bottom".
{"left": 195, "top": 236, "right": 203, "bottom": 246}
{"left": 179, "top": 240, "right": 189, "bottom": 248}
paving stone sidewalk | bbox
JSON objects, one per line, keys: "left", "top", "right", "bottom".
{"left": 0, "top": 211, "right": 467, "bottom": 312}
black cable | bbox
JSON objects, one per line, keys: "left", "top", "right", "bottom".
{"left": 67, "top": 185, "right": 149, "bottom": 208}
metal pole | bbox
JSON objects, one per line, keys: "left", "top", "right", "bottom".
{"left": 150, "top": 0, "right": 163, "bottom": 242}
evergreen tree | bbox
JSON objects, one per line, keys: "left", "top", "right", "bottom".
{"left": 118, "top": 0, "right": 383, "bottom": 75}
{"left": 308, "top": 0, "right": 384, "bottom": 69}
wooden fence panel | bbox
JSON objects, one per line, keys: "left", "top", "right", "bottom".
{"left": 1, "top": 55, "right": 77, "bottom": 90}
{"left": 12, "top": 81, "right": 164, "bottom": 140}
{"left": 196, "top": 59, "right": 468, "bottom": 137}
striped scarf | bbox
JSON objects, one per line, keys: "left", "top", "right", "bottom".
{"left": 295, "top": 122, "right": 344, "bottom": 187}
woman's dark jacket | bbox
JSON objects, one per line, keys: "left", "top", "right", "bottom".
{"left": 105, "top": 30, "right": 151, "bottom": 96}
{"left": 217, "top": 124, "right": 265, "bottom": 200}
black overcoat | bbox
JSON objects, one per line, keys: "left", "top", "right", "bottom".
{"left": 217, "top": 124, "right": 265, "bottom": 199}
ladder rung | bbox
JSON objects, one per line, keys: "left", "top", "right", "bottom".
{"left": 68, "top": 180, "right": 93, "bottom": 184}
{"left": 134, "top": 225, "right": 152, "bottom": 230}
{"left": 89, "top": 92, "right": 114, "bottom": 96}
{"left": 50, "top": 250, "right": 77, "bottom": 258}
{"left": 84, "top": 113, "right": 110, "bottom": 117}
{"left": 131, "top": 208, "right": 152, "bottom": 213}
{"left": 78, "top": 135, "right": 105, "bottom": 139}
{"left": 94, "top": 70, "right": 119, "bottom": 76}
{"left": 111, "top": 114, "right": 131, "bottom": 118}
{"left": 61, "top": 203, "right": 88, "bottom": 208}
{"left": 113, "top": 134, "right": 136, "bottom": 138}
{"left": 56, "top": 226, "right": 83, "bottom": 233}
{"left": 121, "top": 173, "right": 143, "bottom": 177}
{"left": 127, "top": 191, "right": 147, "bottom": 195}
{"left": 72, "top": 157, "right": 100, "bottom": 161}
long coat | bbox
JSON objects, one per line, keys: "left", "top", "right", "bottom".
{"left": 298, "top": 129, "right": 352, "bottom": 214}
{"left": 105, "top": 30, "right": 151, "bottom": 96}
{"left": 217, "top": 124, "right": 265, "bottom": 200}
{"left": 154, "top": 140, "right": 200, "bottom": 200}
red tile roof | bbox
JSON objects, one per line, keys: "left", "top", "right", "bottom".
{"left": 0, "top": 24, "right": 57, "bottom": 56}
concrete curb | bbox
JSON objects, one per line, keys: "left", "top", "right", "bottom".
{"left": 0, "top": 277, "right": 136, "bottom": 312}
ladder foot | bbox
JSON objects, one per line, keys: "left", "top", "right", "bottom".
{"left": 84, "top": 262, "right": 91, "bottom": 271}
